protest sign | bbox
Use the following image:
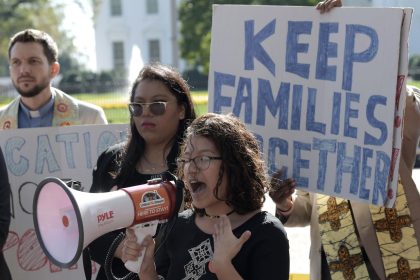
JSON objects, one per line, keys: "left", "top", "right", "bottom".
{"left": 208, "top": 5, "right": 411, "bottom": 206}
{"left": 1, "top": 124, "right": 128, "bottom": 279}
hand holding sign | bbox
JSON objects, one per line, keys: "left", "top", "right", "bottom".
{"left": 316, "top": 0, "right": 342, "bottom": 14}
{"left": 269, "top": 168, "right": 296, "bottom": 213}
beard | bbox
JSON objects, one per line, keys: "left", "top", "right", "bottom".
{"left": 13, "top": 77, "right": 50, "bottom": 98}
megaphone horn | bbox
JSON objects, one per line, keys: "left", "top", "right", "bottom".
{"left": 33, "top": 176, "right": 179, "bottom": 268}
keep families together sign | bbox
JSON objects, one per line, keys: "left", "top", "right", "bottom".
{"left": 208, "top": 5, "right": 411, "bottom": 207}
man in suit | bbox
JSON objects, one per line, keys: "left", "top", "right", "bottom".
{"left": 0, "top": 29, "right": 107, "bottom": 129}
{"left": 0, "top": 148, "right": 11, "bottom": 280}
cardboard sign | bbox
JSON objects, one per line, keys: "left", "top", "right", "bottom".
{"left": 1, "top": 124, "right": 128, "bottom": 279}
{"left": 208, "top": 5, "right": 412, "bottom": 206}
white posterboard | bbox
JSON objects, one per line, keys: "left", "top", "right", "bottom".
{"left": 208, "top": 5, "right": 412, "bottom": 207}
{"left": 1, "top": 124, "right": 128, "bottom": 279}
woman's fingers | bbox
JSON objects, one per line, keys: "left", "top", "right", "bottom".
{"left": 121, "top": 229, "right": 155, "bottom": 263}
{"left": 238, "top": 230, "right": 251, "bottom": 246}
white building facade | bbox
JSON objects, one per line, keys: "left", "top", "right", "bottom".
{"left": 93, "top": 0, "right": 419, "bottom": 80}
{"left": 94, "top": 0, "right": 182, "bottom": 81}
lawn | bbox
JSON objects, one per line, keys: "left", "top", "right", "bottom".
{"left": 70, "top": 91, "right": 209, "bottom": 123}
{"left": 410, "top": 80, "right": 420, "bottom": 88}
{"left": 0, "top": 90, "right": 209, "bottom": 124}
{"left": 98, "top": 80, "right": 419, "bottom": 123}
{"left": 100, "top": 100, "right": 207, "bottom": 123}
{"left": 2, "top": 82, "right": 420, "bottom": 123}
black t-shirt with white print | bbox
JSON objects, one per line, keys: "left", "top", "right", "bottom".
{"left": 155, "top": 209, "right": 290, "bottom": 280}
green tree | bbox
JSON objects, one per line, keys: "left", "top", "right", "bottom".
{"left": 0, "top": 0, "right": 79, "bottom": 76}
{"left": 179, "top": 0, "right": 317, "bottom": 75}
{"left": 409, "top": 55, "right": 420, "bottom": 81}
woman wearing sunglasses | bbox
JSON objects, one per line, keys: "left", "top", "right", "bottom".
{"left": 86, "top": 63, "right": 196, "bottom": 280}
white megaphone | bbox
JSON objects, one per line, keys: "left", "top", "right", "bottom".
{"left": 33, "top": 174, "right": 181, "bottom": 273}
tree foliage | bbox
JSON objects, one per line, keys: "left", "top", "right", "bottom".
{"left": 409, "top": 55, "right": 420, "bottom": 81}
{"left": 179, "top": 0, "right": 317, "bottom": 74}
{"left": 0, "top": 0, "right": 78, "bottom": 76}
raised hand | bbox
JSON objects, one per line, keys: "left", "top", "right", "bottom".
{"left": 209, "top": 215, "right": 251, "bottom": 274}
{"left": 269, "top": 169, "right": 296, "bottom": 212}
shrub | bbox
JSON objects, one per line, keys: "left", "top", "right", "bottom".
{"left": 58, "top": 70, "right": 129, "bottom": 94}
{"left": 183, "top": 69, "right": 208, "bottom": 90}
{"left": 409, "top": 55, "right": 420, "bottom": 81}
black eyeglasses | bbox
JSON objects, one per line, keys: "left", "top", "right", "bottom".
{"left": 128, "top": 101, "right": 171, "bottom": 117}
{"left": 176, "top": 156, "right": 222, "bottom": 171}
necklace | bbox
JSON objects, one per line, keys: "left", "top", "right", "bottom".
{"left": 204, "top": 209, "right": 235, "bottom": 219}
{"left": 140, "top": 156, "right": 167, "bottom": 172}
{"left": 141, "top": 164, "right": 166, "bottom": 172}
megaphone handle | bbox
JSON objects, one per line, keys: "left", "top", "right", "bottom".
{"left": 124, "top": 220, "right": 159, "bottom": 273}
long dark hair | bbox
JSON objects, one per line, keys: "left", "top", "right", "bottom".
{"left": 114, "top": 63, "right": 196, "bottom": 186}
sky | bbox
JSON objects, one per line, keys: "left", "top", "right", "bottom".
{"left": 55, "top": 0, "right": 96, "bottom": 70}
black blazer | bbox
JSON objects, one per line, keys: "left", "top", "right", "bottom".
{"left": 0, "top": 147, "right": 12, "bottom": 280}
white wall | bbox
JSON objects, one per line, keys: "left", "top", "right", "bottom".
{"left": 94, "top": 0, "right": 180, "bottom": 75}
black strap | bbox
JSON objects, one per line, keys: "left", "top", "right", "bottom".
{"left": 83, "top": 247, "right": 92, "bottom": 280}
{"left": 103, "top": 232, "right": 138, "bottom": 280}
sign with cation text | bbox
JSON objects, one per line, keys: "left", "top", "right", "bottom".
{"left": 1, "top": 124, "right": 128, "bottom": 280}
{"left": 208, "top": 5, "right": 412, "bottom": 206}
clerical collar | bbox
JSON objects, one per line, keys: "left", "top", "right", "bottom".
{"left": 19, "top": 96, "right": 55, "bottom": 120}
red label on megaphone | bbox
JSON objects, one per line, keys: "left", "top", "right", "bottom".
{"left": 97, "top": 210, "right": 115, "bottom": 224}
{"left": 122, "top": 179, "right": 177, "bottom": 226}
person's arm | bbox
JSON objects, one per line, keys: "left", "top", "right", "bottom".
{"left": 89, "top": 147, "right": 118, "bottom": 193}
{"left": 94, "top": 107, "right": 108, "bottom": 125}
{"left": 283, "top": 190, "right": 314, "bottom": 227}
{"left": 402, "top": 86, "right": 420, "bottom": 171}
{"left": 0, "top": 148, "right": 11, "bottom": 249}
{"left": 270, "top": 170, "right": 313, "bottom": 226}
{"left": 243, "top": 216, "right": 290, "bottom": 280}
{"left": 269, "top": 169, "right": 296, "bottom": 222}
{"left": 88, "top": 146, "right": 126, "bottom": 266}
{"left": 270, "top": 179, "right": 296, "bottom": 218}
{"left": 76, "top": 99, "right": 108, "bottom": 125}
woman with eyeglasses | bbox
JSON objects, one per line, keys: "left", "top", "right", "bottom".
{"left": 121, "top": 113, "right": 290, "bottom": 280}
{"left": 87, "top": 63, "right": 196, "bottom": 280}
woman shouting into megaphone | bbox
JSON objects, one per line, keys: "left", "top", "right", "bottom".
{"left": 121, "top": 113, "right": 290, "bottom": 280}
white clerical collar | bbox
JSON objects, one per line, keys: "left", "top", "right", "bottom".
{"left": 29, "top": 110, "right": 41, "bottom": 118}
{"left": 19, "top": 95, "right": 55, "bottom": 119}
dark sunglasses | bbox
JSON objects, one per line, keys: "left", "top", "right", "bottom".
{"left": 128, "top": 101, "right": 171, "bottom": 117}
